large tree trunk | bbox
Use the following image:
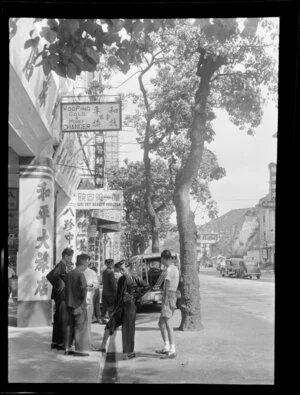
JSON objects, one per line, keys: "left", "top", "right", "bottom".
{"left": 174, "top": 52, "right": 224, "bottom": 331}
{"left": 139, "top": 70, "right": 161, "bottom": 254}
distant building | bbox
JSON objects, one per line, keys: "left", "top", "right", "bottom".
{"left": 256, "top": 163, "right": 276, "bottom": 264}
{"left": 196, "top": 232, "right": 219, "bottom": 261}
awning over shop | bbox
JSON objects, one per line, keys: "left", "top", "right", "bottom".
{"left": 100, "top": 223, "right": 121, "bottom": 233}
{"left": 92, "top": 209, "right": 121, "bottom": 225}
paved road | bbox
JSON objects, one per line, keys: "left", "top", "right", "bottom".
{"left": 8, "top": 271, "right": 274, "bottom": 384}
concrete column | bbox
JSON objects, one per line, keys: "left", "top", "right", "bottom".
{"left": 18, "top": 157, "right": 54, "bottom": 327}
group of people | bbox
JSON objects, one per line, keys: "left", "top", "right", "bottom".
{"left": 46, "top": 248, "right": 180, "bottom": 360}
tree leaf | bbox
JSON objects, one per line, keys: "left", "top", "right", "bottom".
{"left": 107, "top": 55, "right": 118, "bottom": 67}
{"left": 84, "top": 19, "right": 98, "bottom": 36}
{"left": 42, "top": 58, "right": 51, "bottom": 75}
{"left": 71, "top": 52, "right": 84, "bottom": 68}
{"left": 132, "top": 20, "right": 144, "bottom": 36}
{"left": 24, "top": 39, "right": 33, "bottom": 49}
{"left": 101, "top": 32, "right": 120, "bottom": 46}
{"left": 66, "top": 19, "right": 80, "bottom": 35}
{"left": 66, "top": 62, "right": 77, "bottom": 80}
{"left": 116, "top": 47, "right": 128, "bottom": 63}
{"left": 47, "top": 19, "right": 58, "bottom": 29}
{"left": 55, "top": 62, "right": 67, "bottom": 78}
{"left": 85, "top": 46, "right": 100, "bottom": 64}
{"left": 48, "top": 29, "right": 57, "bottom": 43}
{"left": 112, "top": 19, "right": 125, "bottom": 32}
{"left": 48, "top": 53, "right": 59, "bottom": 69}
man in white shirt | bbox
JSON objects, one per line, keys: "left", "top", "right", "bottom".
{"left": 155, "top": 250, "right": 179, "bottom": 359}
{"left": 83, "top": 255, "right": 100, "bottom": 349}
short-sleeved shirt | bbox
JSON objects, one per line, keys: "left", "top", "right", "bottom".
{"left": 164, "top": 264, "right": 179, "bottom": 292}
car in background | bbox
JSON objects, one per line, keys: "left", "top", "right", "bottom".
{"left": 128, "top": 252, "right": 180, "bottom": 305}
{"left": 220, "top": 258, "right": 261, "bottom": 279}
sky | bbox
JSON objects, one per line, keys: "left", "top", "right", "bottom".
{"left": 106, "top": 23, "right": 278, "bottom": 226}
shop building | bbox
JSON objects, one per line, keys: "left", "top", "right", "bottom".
{"left": 9, "top": 19, "right": 123, "bottom": 327}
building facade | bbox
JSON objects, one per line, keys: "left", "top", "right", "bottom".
{"left": 256, "top": 163, "right": 276, "bottom": 264}
{"left": 8, "top": 19, "right": 122, "bottom": 327}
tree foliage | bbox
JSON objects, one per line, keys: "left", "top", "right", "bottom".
{"left": 22, "top": 18, "right": 176, "bottom": 80}
{"left": 106, "top": 158, "right": 174, "bottom": 257}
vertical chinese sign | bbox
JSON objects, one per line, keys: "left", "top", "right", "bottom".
{"left": 95, "top": 132, "right": 105, "bottom": 188}
{"left": 18, "top": 159, "right": 54, "bottom": 325}
{"left": 56, "top": 199, "right": 76, "bottom": 262}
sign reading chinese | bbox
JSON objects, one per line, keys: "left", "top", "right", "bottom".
{"left": 76, "top": 189, "right": 123, "bottom": 210}
{"left": 56, "top": 200, "right": 76, "bottom": 261}
{"left": 18, "top": 162, "right": 54, "bottom": 301}
{"left": 61, "top": 101, "right": 122, "bottom": 132}
{"left": 95, "top": 133, "right": 105, "bottom": 188}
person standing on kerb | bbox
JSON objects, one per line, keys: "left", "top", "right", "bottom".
{"left": 46, "top": 248, "right": 74, "bottom": 351}
{"left": 100, "top": 258, "right": 117, "bottom": 324}
{"left": 64, "top": 254, "right": 90, "bottom": 356}
{"left": 155, "top": 249, "right": 179, "bottom": 359}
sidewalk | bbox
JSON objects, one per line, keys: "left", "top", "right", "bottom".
{"left": 8, "top": 299, "right": 274, "bottom": 384}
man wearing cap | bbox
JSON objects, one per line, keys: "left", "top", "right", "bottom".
{"left": 100, "top": 258, "right": 117, "bottom": 324}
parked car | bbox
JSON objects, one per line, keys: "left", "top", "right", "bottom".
{"left": 128, "top": 252, "right": 180, "bottom": 305}
{"left": 220, "top": 258, "right": 261, "bottom": 279}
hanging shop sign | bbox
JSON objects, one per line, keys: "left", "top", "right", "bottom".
{"left": 76, "top": 189, "right": 123, "bottom": 210}
{"left": 53, "top": 133, "right": 83, "bottom": 199}
{"left": 61, "top": 101, "right": 122, "bottom": 132}
{"left": 95, "top": 133, "right": 105, "bottom": 188}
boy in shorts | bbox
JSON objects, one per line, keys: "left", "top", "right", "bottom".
{"left": 155, "top": 250, "right": 179, "bottom": 359}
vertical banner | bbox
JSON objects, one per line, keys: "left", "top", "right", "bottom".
{"left": 18, "top": 159, "right": 54, "bottom": 301}
{"left": 95, "top": 133, "right": 105, "bottom": 188}
{"left": 76, "top": 209, "right": 90, "bottom": 257}
{"left": 56, "top": 199, "right": 76, "bottom": 262}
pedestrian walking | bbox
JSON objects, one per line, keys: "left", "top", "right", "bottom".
{"left": 96, "top": 261, "right": 148, "bottom": 360}
{"left": 100, "top": 258, "right": 117, "bottom": 324}
{"left": 46, "top": 248, "right": 74, "bottom": 350}
{"left": 64, "top": 254, "right": 90, "bottom": 356}
{"left": 8, "top": 256, "right": 16, "bottom": 300}
{"left": 155, "top": 249, "right": 179, "bottom": 359}
{"left": 83, "top": 255, "right": 100, "bottom": 349}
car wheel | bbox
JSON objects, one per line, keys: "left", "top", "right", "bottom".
{"left": 257, "top": 275, "right": 261, "bottom": 279}
{"left": 248, "top": 275, "right": 252, "bottom": 279}
{"left": 222, "top": 273, "right": 225, "bottom": 277}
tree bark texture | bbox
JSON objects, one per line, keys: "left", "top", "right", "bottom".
{"left": 174, "top": 53, "right": 224, "bottom": 330}
{"left": 139, "top": 69, "right": 161, "bottom": 254}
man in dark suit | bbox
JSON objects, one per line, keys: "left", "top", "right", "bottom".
{"left": 64, "top": 254, "right": 89, "bottom": 356}
{"left": 100, "top": 258, "right": 117, "bottom": 324}
{"left": 46, "top": 248, "right": 74, "bottom": 350}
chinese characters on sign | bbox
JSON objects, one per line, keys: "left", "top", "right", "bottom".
{"left": 34, "top": 181, "right": 52, "bottom": 297}
{"left": 95, "top": 132, "right": 105, "bottom": 188}
{"left": 61, "top": 101, "right": 122, "bottom": 132}
{"left": 76, "top": 189, "right": 123, "bottom": 210}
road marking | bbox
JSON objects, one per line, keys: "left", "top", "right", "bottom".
{"left": 100, "top": 331, "right": 119, "bottom": 383}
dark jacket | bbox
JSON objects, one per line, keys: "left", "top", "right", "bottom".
{"left": 116, "top": 273, "right": 148, "bottom": 306}
{"left": 102, "top": 268, "right": 117, "bottom": 296}
{"left": 65, "top": 268, "right": 87, "bottom": 310}
{"left": 46, "top": 261, "right": 68, "bottom": 302}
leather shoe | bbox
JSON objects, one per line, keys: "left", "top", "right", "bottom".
{"left": 56, "top": 345, "right": 66, "bottom": 351}
{"left": 64, "top": 350, "right": 75, "bottom": 356}
{"left": 73, "top": 351, "right": 90, "bottom": 357}
{"left": 92, "top": 347, "right": 106, "bottom": 352}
